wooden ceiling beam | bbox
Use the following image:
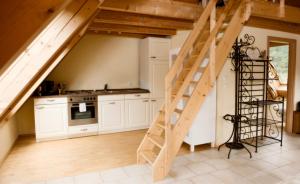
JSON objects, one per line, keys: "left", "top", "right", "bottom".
{"left": 99, "top": 0, "right": 203, "bottom": 20}
{"left": 172, "top": 0, "right": 199, "bottom": 4}
{"left": 246, "top": 16, "right": 300, "bottom": 35}
{"left": 94, "top": 10, "right": 193, "bottom": 30}
{"left": 86, "top": 30, "right": 156, "bottom": 39}
{"left": 0, "top": 0, "right": 72, "bottom": 72}
{"left": 88, "top": 23, "right": 177, "bottom": 36}
{"left": 252, "top": 0, "right": 300, "bottom": 24}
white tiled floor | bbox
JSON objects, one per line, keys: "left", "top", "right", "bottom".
{"left": 32, "top": 134, "right": 300, "bottom": 184}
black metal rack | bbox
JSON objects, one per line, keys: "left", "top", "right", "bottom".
{"left": 230, "top": 34, "right": 284, "bottom": 153}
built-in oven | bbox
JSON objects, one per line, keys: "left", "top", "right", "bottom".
{"left": 68, "top": 95, "right": 98, "bottom": 126}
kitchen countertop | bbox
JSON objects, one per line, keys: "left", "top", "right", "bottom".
{"left": 34, "top": 88, "right": 150, "bottom": 98}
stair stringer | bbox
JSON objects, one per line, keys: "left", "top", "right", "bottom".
{"left": 153, "top": 1, "right": 252, "bottom": 180}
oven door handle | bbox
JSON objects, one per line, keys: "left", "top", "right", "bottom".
{"left": 71, "top": 103, "right": 95, "bottom": 107}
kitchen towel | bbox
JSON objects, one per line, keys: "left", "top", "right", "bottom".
{"left": 79, "top": 103, "right": 87, "bottom": 112}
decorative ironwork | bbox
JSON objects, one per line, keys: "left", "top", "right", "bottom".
{"left": 222, "top": 34, "right": 284, "bottom": 154}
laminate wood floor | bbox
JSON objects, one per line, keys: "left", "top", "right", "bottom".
{"left": 0, "top": 130, "right": 208, "bottom": 184}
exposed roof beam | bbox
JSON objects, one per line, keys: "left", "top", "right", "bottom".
{"left": 94, "top": 10, "right": 193, "bottom": 30}
{"left": 172, "top": 0, "right": 199, "bottom": 4}
{"left": 0, "top": 0, "right": 101, "bottom": 122}
{"left": 285, "top": 0, "right": 300, "bottom": 8}
{"left": 86, "top": 30, "right": 158, "bottom": 39}
{"left": 246, "top": 16, "right": 300, "bottom": 35}
{"left": 252, "top": 0, "right": 300, "bottom": 24}
{"left": 0, "top": 0, "right": 72, "bottom": 72}
{"left": 88, "top": 23, "right": 177, "bottom": 36}
{"left": 99, "top": 0, "right": 203, "bottom": 20}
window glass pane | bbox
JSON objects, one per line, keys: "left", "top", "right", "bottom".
{"left": 269, "top": 45, "right": 289, "bottom": 84}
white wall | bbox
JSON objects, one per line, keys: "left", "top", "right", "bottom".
{"left": 47, "top": 34, "right": 140, "bottom": 90}
{"left": 16, "top": 98, "right": 35, "bottom": 135}
{"left": 16, "top": 34, "right": 141, "bottom": 135}
{"left": 171, "top": 31, "right": 190, "bottom": 49}
{"left": 0, "top": 117, "right": 18, "bottom": 166}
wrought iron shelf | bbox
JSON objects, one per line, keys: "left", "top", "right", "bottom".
{"left": 240, "top": 118, "right": 282, "bottom": 127}
{"left": 241, "top": 100, "right": 283, "bottom": 106}
{"left": 242, "top": 136, "right": 281, "bottom": 148}
{"left": 241, "top": 59, "right": 272, "bottom": 62}
{"left": 230, "top": 34, "right": 284, "bottom": 153}
{"left": 240, "top": 78, "right": 279, "bottom": 81}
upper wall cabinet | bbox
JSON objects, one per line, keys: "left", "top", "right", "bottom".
{"left": 140, "top": 37, "right": 171, "bottom": 62}
{"left": 140, "top": 37, "right": 170, "bottom": 98}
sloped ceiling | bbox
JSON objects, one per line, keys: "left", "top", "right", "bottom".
{"left": 0, "top": 0, "right": 71, "bottom": 72}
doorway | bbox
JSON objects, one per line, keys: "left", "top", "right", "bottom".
{"left": 267, "top": 36, "right": 296, "bottom": 133}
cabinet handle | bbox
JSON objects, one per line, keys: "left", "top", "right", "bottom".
{"left": 47, "top": 99, "right": 55, "bottom": 102}
{"left": 36, "top": 106, "right": 44, "bottom": 110}
{"left": 109, "top": 102, "right": 116, "bottom": 105}
{"left": 80, "top": 128, "right": 88, "bottom": 131}
{"left": 135, "top": 94, "right": 141, "bottom": 97}
{"left": 143, "top": 100, "right": 149, "bottom": 102}
{"left": 151, "top": 100, "right": 157, "bottom": 102}
{"left": 150, "top": 56, "right": 157, "bottom": 59}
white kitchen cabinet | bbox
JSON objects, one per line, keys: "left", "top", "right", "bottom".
{"left": 68, "top": 124, "right": 98, "bottom": 137}
{"left": 140, "top": 37, "right": 171, "bottom": 62}
{"left": 184, "top": 86, "right": 216, "bottom": 152}
{"left": 149, "top": 98, "right": 164, "bottom": 123}
{"left": 34, "top": 97, "right": 68, "bottom": 141}
{"left": 98, "top": 99, "right": 124, "bottom": 132}
{"left": 125, "top": 98, "right": 150, "bottom": 128}
{"left": 140, "top": 37, "right": 170, "bottom": 98}
{"left": 150, "top": 63, "right": 169, "bottom": 98}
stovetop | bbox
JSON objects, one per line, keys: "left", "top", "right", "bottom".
{"left": 64, "top": 90, "right": 95, "bottom": 95}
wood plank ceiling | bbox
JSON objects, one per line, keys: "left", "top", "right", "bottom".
{"left": 87, "top": 0, "right": 202, "bottom": 37}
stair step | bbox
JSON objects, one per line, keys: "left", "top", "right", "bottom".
{"left": 216, "top": 37, "right": 223, "bottom": 45}
{"left": 171, "top": 94, "right": 190, "bottom": 101}
{"left": 182, "top": 94, "right": 191, "bottom": 100}
{"left": 183, "top": 66, "right": 205, "bottom": 74}
{"left": 219, "top": 26, "right": 227, "bottom": 33}
{"left": 190, "top": 81, "right": 198, "bottom": 86}
{"left": 157, "top": 121, "right": 165, "bottom": 129}
{"left": 148, "top": 134, "right": 164, "bottom": 148}
{"left": 176, "top": 79, "right": 198, "bottom": 86}
{"left": 174, "top": 108, "right": 183, "bottom": 114}
{"left": 140, "top": 150, "right": 157, "bottom": 164}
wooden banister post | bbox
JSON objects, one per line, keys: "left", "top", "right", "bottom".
{"left": 279, "top": 0, "right": 285, "bottom": 17}
{"left": 241, "top": 0, "right": 253, "bottom": 23}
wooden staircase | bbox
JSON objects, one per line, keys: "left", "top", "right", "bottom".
{"left": 137, "top": 0, "right": 252, "bottom": 181}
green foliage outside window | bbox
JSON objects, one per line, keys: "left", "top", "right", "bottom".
{"left": 269, "top": 45, "right": 289, "bottom": 84}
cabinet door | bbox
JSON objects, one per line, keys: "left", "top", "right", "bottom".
{"left": 34, "top": 104, "right": 68, "bottom": 139}
{"left": 125, "top": 99, "right": 150, "bottom": 128}
{"left": 99, "top": 100, "right": 124, "bottom": 131}
{"left": 149, "top": 39, "right": 170, "bottom": 61}
{"left": 150, "top": 62, "right": 169, "bottom": 98}
{"left": 150, "top": 98, "right": 164, "bottom": 123}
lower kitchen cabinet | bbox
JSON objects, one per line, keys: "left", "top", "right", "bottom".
{"left": 98, "top": 99, "right": 125, "bottom": 132}
{"left": 34, "top": 98, "right": 68, "bottom": 141}
{"left": 149, "top": 98, "right": 164, "bottom": 123}
{"left": 68, "top": 124, "right": 98, "bottom": 137}
{"left": 125, "top": 98, "right": 150, "bottom": 128}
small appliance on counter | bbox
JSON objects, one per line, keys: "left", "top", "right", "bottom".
{"left": 35, "top": 80, "right": 58, "bottom": 96}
